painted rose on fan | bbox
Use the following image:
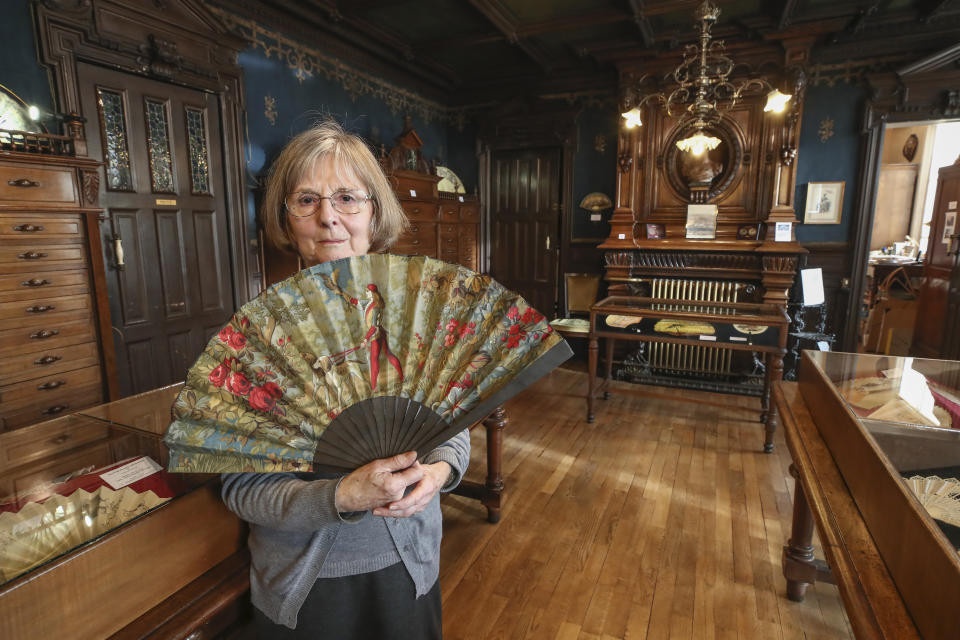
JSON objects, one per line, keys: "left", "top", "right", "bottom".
{"left": 262, "top": 381, "right": 282, "bottom": 398}
{"left": 226, "top": 371, "right": 251, "bottom": 396}
{"left": 227, "top": 330, "right": 247, "bottom": 350}
{"left": 208, "top": 362, "right": 230, "bottom": 387}
{"left": 248, "top": 386, "right": 277, "bottom": 412}
{"left": 521, "top": 307, "right": 544, "bottom": 325}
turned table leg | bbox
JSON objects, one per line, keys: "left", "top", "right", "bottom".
{"left": 479, "top": 406, "right": 506, "bottom": 524}
{"left": 782, "top": 463, "right": 826, "bottom": 601}
{"left": 587, "top": 335, "right": 598, "bottom": 423}
{"left": 763, "top": 352, "right": 783, "bottom": 453}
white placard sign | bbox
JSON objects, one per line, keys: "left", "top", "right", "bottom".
{"left": 458, "top": 195, "right": 464, "bottom": 202}
{"left": 817, "top": 341, "right": 831, "bottom": 351}
{"left": 801, "top": 268, "right": 825, "bottom": 306}
{"left": 590, "top": 213, "right": 601, "bottom": 222}
{"left": 775, "top": 222, "right": 792, "bottom": 242}
{"left": 618, "top": 233, "right": 626, "bottom": 239}
{"left": 943, "top": 211, "right": 957, "bottom": 246}
{"left": 409, "top": 189, "right": 417, "bottom": 198}
{"left": 100, "top": 456, "right": 163, "bottom": 490}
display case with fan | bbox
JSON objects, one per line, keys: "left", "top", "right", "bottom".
{"left": 0, "top": 383, "right": 247, "bottom": 640}
{"left": 778, "top": 350, "right": 960, "bottom": 640}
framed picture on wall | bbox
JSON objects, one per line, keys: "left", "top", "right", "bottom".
{"left": 804, "top": 181, "right": 845, "bottom": 224}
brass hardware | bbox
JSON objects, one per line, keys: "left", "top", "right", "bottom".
{"left": 168, "top": 301, "right": 186, "bottom": 311}
{"left": 13, "top": 224, "right": 44, "bottom": 232}
{"left": 26, "top": 304, "right": 56, "bottom": 313}
{"left": 112, "top": 232, "right": 126, "bottom": 270}
{"left": 30, "top": 329, "right": 60, "bottom": 339}
{"left": 37, "top": 380, "right": 66, "bottom": 390}
{"left": 21, "top": 278, "right": 51, "bottom": 287}
{"left": 51, "top": 434, "right": 70, "bottom": 444}
{"left": 42, "top": 405, "right": 69, "bottom": 416}
{"left": 17, "top": 250, "right": 47, "bottom": 260}
{"left": 546, "top": 235, "right": 551, "bottom": 250}
{"left": 7, "top": 178, "right": 40, "bottom": 188}
{"left": 34, "top": 355, "right": 62, "bottom": 365}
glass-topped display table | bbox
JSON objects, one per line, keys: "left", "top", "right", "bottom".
{"left": 587, "top": 296, "right": 789, "bottom": 451}
{"left": 776, "top": 351, "right": 960, "bottom": 640}
{"left": 0, "top": 383, "right": 247, "bottom": 640}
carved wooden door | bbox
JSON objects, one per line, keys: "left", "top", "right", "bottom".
{"left": 489, "top": 147, "right": 561, "bottom": 315}
{"left": 77, "top": 62, "right": 234, "bottom": 397}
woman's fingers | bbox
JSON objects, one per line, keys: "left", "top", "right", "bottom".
{"left": 335, "top": 451, "right": 423, "bottom": 512}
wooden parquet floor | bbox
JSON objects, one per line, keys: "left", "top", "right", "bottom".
{"left": 439, "top": 364, "right": 853, "bottom": 640}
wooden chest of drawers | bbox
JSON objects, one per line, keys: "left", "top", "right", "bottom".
{"left": 0, "top": 152, "right": 115, "bottom": 432}
{"left": 386, "top": 168, "right": 481, "bottom": 271}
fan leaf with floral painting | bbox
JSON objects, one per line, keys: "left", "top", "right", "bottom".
{"left": 164, "top": 254, "right": 572, "bottom": 473}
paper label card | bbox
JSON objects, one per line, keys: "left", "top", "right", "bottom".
{"left": 590, "top": 213, "right": 601, "bottom": 222}
{"left": 817, "top": 341, "right": 831, "bottom": 351}
{"left": 458, "top": 196, "right": 464, "bottom": 202}
{"left": 949, "top": 200, "right": 957, "bottom": 210}
{"left": 101, "top": 456, "right": 163, "bottom": 490}
{"left": 409, "top": 189, "right": 417, "bottom": 198}
{"left": 944, "top": 211, "right": 957, "bottom": 246}
{"left": 618, "top": 233, "right": 626, "bottom": 239}
{"left": 801, "top": 268, "right": 825, "bottom": 306}
{"left": 699, "top": 335, "right": 717, "bottom": 341}
{"left": 775, "top": 222, "right": 792, "bottom": 242}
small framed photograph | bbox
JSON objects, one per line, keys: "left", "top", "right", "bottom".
{"left": 804, "top": 181, "right": 845, "bottom": 224}
{"left": 685, "top": 204, "right": 718, "bottom": 239}
{"left": 736, "top": 224, "right": 759, "bottom": 240}
{"left": 646, "top": 223, "right": 665, "bottom": 239}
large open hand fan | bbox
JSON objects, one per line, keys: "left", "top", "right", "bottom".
{"left": 164, "top": 254, "right": 572, "bottom": 473}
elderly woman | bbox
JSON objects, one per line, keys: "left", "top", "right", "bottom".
{"left": 223, "top": 120, "right": 470, "bottom": 638}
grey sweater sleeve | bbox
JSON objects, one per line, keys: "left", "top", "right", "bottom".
{"left": 421, "top": 428, "right": 471, "bottom": 492}
{"left": 220, "top": 472, "right": 355, "bottom": 533}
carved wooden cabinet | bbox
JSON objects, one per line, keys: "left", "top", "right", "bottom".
{"left": 0, "top": 151, "right": 115, "bottom": 432}
{"left": 387, "top": 168, "right": 481, "bottom": 271}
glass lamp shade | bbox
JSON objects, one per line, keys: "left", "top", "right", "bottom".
{"left": 763, "top": 89, "right": 792, "bottom": 113}
{"left": 621, "top": 107, "right": 643, "bottom": 129}
{"left": 675, "top": 131, "right": 721, "bottom": 156}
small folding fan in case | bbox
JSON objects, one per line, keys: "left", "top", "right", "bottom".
{"left": 164, "top": 254, "right": 572, "bottom": 473}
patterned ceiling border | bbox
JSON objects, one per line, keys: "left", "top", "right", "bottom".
{"left": 806, "top": 55, "right": 913, "bottom": 87}
{"left": 209, "top": 6, "right": 471, "bottom": 127}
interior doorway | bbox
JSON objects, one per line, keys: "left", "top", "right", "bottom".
{"left": 77, "top": 61, "right": 236, "bottom": 396}
{"left": 488, "top": 147, "right": 562, "bottom": 315}
{"left": 856, "top": 119, "right": 960, "bottom": 356}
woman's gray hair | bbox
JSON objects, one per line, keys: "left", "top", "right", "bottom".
{"left": 261, "top": 120, "right": 407, "bottom": 255}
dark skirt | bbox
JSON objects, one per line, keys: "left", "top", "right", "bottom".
{"left": 254, "top": 561, "right": 442, "bottom": 639}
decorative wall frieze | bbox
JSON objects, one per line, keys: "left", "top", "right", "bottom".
{"left": 806, "top": 56, "right": 908, "bottom": 87}
{"left": 210, "top": 7, "right": 472, "bottom": 127}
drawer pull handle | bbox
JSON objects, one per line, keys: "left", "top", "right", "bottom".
{"left": 411, "top": 239, "right": 420, "bottom": 245}
{"left": 21, "top": 278, "right": 51, "bottom": 287}
{"left": 26, "top": 304, "right": 56, "bottom": 313}
{"left": 8, "top": 178, "right": 41, "bottom": 188}
{"left": 18, "top": 251, "right": 47, "bottom": 260}
{"left": 13, "top": 224, "right": 45, "bottom": 232}
{"left": 30, "top": 329, "right": 60, "bottom": 339}
{"left": 51, "top": 434, "right": 70, "bottom": 444}
{"left": 37, "top": 380, "right": 66, "bottom": 391}
{"left": 35, "top": 355, "right": 62, "bottom": 365}
{"left": 42, "top": 405, "right": 69, "bottom": 416}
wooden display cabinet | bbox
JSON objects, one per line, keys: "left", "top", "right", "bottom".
{"left": 776, "top": 350, "right": 960, "bottom": 639}
{"left": 0, "top": 384, "right": 247, "bottom": 639}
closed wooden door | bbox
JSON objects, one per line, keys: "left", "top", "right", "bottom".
{"left": 78, "top": 62, "right": 234, "bottom": 397}
{"left": 489, "top": 147, "right": 561, "bottom": 315}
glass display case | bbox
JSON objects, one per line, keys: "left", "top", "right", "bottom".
{"left": 792, "top": 351, "right": 960, "bottom": 640}
{"left": 0, "top": 383, "right": 246, "bottom": 640}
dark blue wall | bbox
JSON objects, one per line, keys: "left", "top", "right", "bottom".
{"left": 794, "top": 81, "right": 867, "bottom": 243}
{"left": 0, "top": 0, "right": 54, "bottom": 118}
{"left": 571, "top": 104, "right": 619, "bottom": 241}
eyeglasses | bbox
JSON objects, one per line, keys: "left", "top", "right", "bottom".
{"left": 284, "top": 189, "right": 372, "bottom": 218}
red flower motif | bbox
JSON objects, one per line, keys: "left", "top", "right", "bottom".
{"left": 507, "top": 306, "right": 520, "bottom": 320}
{"left": 326, "top": 410, "right": 339, "bottom": 420}
{"left": 445, "top": 318, "right": 459, "bottom": 333}
{"left": 240, "top": 316, "right": 250, "bottom": 328}
{"left": 227, "top": 331, "right": 247, "bottom": 350}
{"left": 248, "top": 386, "right": 276, "bottom": 412}
{"left": 350, "top": 297, "right": 358, "bottom": 305}
{"left": 458, "top": 322, "right": 475, "bottom": 338}
{"left": 522, "top": 308, "right": 537, "bottom": 324}
{"left": 226, "top": 371, "right": 251, "bottom": 396}
{"left": 444, "top": 333, "right": 456, "bottom": 347}
{"left": 208, "top": 363, "right": 229, "bottom": 387}
{"left": 262, "top": 381, "right": 283, "bottom": 398}
{"left": 218, "top": 326, "right": 235, "bottom": 342}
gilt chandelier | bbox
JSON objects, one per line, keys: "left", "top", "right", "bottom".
{"left": 620, "top": 0, "right": 791, "bottom": 155}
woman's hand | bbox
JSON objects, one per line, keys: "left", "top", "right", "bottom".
{"left": 335, "top": 451, "right": 424, "bottom": 513}
{"left": 372, "top": 461, "right": 452, "bottom": 518}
